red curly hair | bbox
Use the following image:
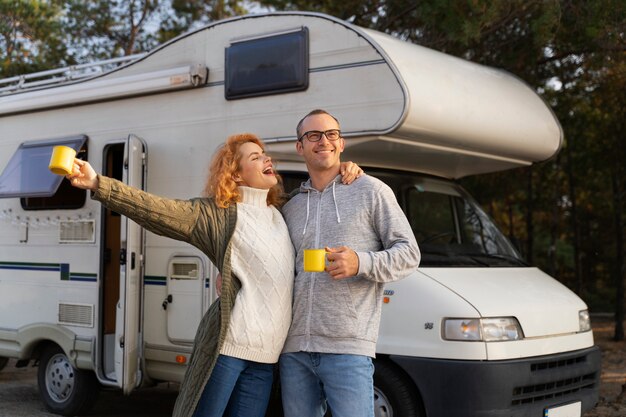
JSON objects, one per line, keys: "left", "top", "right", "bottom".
{"left": 203, "top": 133, "right": 285, "bottom": 208}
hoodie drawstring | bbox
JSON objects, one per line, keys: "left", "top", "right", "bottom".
{"left": 302, "top": 190, "right": 310, "bottom": 235}
{"left": 332, "top": 181, "right": 341, "bottom": 224}
{"left": 302, "top": 182, "right": 341, "bottom": 235}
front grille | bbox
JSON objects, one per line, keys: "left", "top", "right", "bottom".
{"left": 530, "top": 355, "right": 586, "bottom": 371}
{"left": 511, "top": 354, "right": 597, "bottom": 406}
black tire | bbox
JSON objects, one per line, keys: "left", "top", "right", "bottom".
{"left": 0, "top": 356, "right": 8, "bottom": 371}
{"left": 373, "top": 359, "right": 425, "bottom": 417}
{"left": 37, "top": 345, "right": 100, "bottom": 416}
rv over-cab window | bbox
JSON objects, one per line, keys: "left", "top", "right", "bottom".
{"left": 225, "top": 27, "right": 309, "bottom": 99}
{"left": 0, "top": 136, "right": 87, "bottom": 210}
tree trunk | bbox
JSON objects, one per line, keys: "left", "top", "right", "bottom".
{"left": 612, "top": 166, "right": 624, "bottom": 341}
{"left": 550, "top": 159, "right": 561, "bottom": 277}
{"left": 566, "top": 143, "right": 583, "bottom": 295}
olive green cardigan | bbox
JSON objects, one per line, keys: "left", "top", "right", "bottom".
{"left": 93, "top": 175, "right": 241, "bottom": 417}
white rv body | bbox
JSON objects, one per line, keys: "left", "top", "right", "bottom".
{"left": 0, "top": 12, "right": 599, "bottom": 417}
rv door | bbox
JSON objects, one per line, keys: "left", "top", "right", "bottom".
{"left": 114, "top": 134, "right": 146, "bottom": 394}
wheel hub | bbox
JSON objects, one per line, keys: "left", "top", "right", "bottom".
{"left": 374, "top": 386, "right": 393, "bottom": 417}
{"left": 45, "top": 353, "right": 75, "bottom": 403}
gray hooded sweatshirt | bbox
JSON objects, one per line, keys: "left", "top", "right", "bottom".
{"left": 281, "top": 174, "right": 421, "bottom": 357}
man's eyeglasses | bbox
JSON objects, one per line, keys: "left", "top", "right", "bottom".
{"left": 298, "top": 129, "right": 342, "bottom": 142}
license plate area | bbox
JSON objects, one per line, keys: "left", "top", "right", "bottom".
{"left": 544, "top": 401, "right": 581, "bottom": 417}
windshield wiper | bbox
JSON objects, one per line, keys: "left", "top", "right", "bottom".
{"left": 420, "top": 251, "right": 489, "bottom": 267}
{"left": 465, "top": 253, "right": 529, "bottom": 267}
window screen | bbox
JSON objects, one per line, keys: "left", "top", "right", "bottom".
{"left": 0, "top": 136, "right": 86, "bottom": 200}
{"left": 225, "top": 27, "right": 309, "bottom": 99}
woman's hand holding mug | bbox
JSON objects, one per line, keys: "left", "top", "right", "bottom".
{"left": 66, "top": 159, "right": 99, "bottom": 191}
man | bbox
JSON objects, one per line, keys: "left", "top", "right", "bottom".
{"left": 280, "top": 109, "right": 421, "bottom": 417}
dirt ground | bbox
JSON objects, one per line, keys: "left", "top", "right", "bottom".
{"left": 584, "top": 316, "right": 626, "bottom": 417}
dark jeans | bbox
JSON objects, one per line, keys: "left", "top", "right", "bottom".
{"left": 192, "top": 354, "right": 274, "bottom": 417}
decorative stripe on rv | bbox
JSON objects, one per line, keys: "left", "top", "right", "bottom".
{"left": 0, "top": 261, "right": 96, "bottom": 282}
{"left": 144, "top": 275, "right": 210, "bottom": 288}
{"left": 144, "top": 275, "right": 166, "bottom": 286}
{"left": 309, "top": 59, "right": 386, "bottom": 73}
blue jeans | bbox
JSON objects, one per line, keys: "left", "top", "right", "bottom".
{"left": 192, "top": 354, "right": 274, "bottom": 417}
{"left": 279, "top": 352, "right": 374, "bottom": 417}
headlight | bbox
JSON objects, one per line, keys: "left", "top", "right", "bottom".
{"left": 443, "top": 317, "right": 523, "bottom": 342}
{"left": 443, "top": 319, "right": 481, "bottom": 341}
{"left": 481, "top": 318, "right": 523, "bottom": 341}
{"left": 579, "top": 310, "right": 591, "bottom": 332}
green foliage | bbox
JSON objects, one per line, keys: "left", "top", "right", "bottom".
{"left": 63, "top": 0, "right": 162, "bottom": 60}
{"left": 0, "top": 0, "right": 252, "bottom": 77}
{"left": 159, "top": 0, "right": 248, "bottom": 44}
{"left": 0, "top": 0, "right": 67, "bottom": 77}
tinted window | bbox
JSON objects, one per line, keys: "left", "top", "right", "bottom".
{"left": 407, "top": 188, "right": 458, "bottom": 244}
{"left": 0, "top": 136, "right": 87, "bottom": 208}
{"left": 21, "top": 142, "right": 88, "bottom": 210}
{"left": 225, "top": 28, "right": 309, "bottom": 99}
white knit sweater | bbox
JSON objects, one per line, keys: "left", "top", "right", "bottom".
{"left": 220, "top": 186, "right": 295, "bottom": 363}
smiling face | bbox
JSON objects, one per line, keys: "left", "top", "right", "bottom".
{"left": 296, "top": 113, "right": 345, "bottom": 174}
{"left": 234, "top": 141, "right": 277, "bottom": 190}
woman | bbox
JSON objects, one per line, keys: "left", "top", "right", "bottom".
{"left": 67, "top": 133, "right": 362, "bottom": 417}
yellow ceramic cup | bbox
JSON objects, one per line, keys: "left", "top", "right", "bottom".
{"left": 49, "top": 146, "right": 76, "bottom": 176}
{"left": 304, "top": 249, "right": 327, "bottom": 272}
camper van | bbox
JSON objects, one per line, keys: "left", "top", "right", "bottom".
{"left": 0, "top": 12, "right": 600, "bottom": 417}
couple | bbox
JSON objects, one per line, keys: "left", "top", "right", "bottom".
{"left": 68, "top": 109, "right": 421, "bottom": 417}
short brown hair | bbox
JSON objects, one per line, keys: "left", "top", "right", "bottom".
{"left": 296, "top": 109, "right": 340, "bottom": 139}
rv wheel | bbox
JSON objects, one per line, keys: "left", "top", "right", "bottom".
{"left": 373, "top": 359, "right": 425, "bottom": 417}
{"left": 0, "top": 356, "right": 8, "bottom": 371}
{"left": 37, "top": 345, "right": 100, "bottom": 416}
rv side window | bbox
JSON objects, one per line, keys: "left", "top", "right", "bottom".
{"left": 407, "top": 188, "right": 459, "bottom": 245}
{"left": 0, "top": 136, "right": 87, "bottom": 209}
{"left": 225, "top": 27, "right": 309, "bottom": 99}
{"left": 279, "top": 171, "right": 309, "bottom": 194}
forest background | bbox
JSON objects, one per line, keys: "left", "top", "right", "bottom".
{"left": 1, "top": 1, "right": 625, "bottom": 337}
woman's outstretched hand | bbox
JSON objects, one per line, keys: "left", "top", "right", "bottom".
{"left": 66, "top": 159, "right": 99, "bottom": 191}
{"left": 339, "top": 161, "right": 364, "bottom": 184}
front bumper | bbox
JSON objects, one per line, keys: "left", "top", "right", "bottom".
{"left": 390, "top": 345, "right": 601, "bottom": 417}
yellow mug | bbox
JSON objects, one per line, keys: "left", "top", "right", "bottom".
{"left": 304, "top": 249, "right": 327, "bottom": 272}
{"left": 49, "top": 146, "right": 77, "bottom": 176}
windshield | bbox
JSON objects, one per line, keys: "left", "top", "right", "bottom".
{"left": 373, "top": 171, "right": 525, "bottom": 267}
